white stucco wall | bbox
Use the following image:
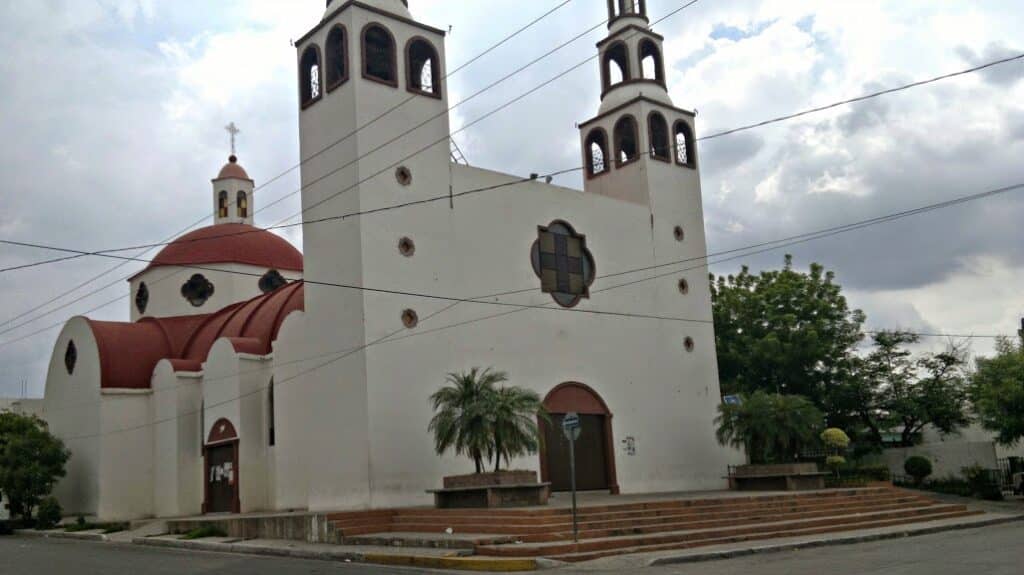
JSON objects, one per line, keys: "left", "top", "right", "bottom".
{"left": 129, "top": 263, "right": 303, "bottom": 321}
{"left": 152, "top": 361, "right": 203, "bottom": 518}
{"left": 43, "top": 318, "right": 102, "bottom": 517}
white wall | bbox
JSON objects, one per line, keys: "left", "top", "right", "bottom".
{"left": 42, "top": 318, "right": 102, "bottom": 517}
{"left": 129, "top": 263, "right": 303, "bottom": 321}
{"left": 98, "top": 391, "right": 153, "bottom": 520}
{"left": 152, "top": 361, "right": 203, "bottom": 518}
{"left": 882, "top": 442, "right": 999, "bottom": 480}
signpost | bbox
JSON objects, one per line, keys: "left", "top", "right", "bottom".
{"left": 562, "top": 412, "right": 581, "bottom": 542}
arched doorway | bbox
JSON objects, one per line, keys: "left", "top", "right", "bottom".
{"left": 540, "top": 382, "right": 619, "bottom": 494}
{"left": 203, "top": 418, "right": 240, "bottom": 514}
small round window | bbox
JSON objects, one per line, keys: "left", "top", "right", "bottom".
{"left": 678, "top": 278, "right": 689, "bottom": 294}
{"left": 395, "top": 166, "right": 412, "bottom": 186}
{"left": 674, "top": 226, "right": 685, "bottom": 242}
{"left": 259, "top": 270, "right": 288, "bottom": 294}
{"left": 401, "top": 309, "right": 419, "bottom": 329}
{"left": 684, "top": 337, "right": 695, "bottom": 352}
{"left": 135, "top": 282, "right": 149, "bottom": 314}
{"left": 181, "top": 274, "right": 215, "bottom": 307}
{"left": 65, "top": 340, "right": 77, "bottom": 375}
{"left": 398, "top": 237, "right": 416, "bottom": 257}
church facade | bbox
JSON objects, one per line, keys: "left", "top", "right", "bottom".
{"left": 42, "top": 0, "right": 742, "bottom": 520}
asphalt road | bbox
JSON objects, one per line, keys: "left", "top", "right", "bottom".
{"left": 1, "top": 522, "right": 1022, "bottom": 575}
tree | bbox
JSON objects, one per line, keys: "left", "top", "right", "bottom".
{"left": 488, "top": 386, "right": 547, "bottom": 472}
{"left": 715, "top": 391, "right": 825, "bottom": 464}
{"left": 428, "top": 367, "right": 547, "bottom": 474}
{"left": 970, "top": 337, "right": 1024, "bottom": 445}
{"left": 710, "top": 256, "right": 865, "bottom": 411}
{"left": 0, "top": 412, "right": 70, "bottom": 521}
{"left": 833, "top": 332, "right": 970, "bottom": 448}
{"left": 428, "top": 367, "right": 501, "bottom": 474}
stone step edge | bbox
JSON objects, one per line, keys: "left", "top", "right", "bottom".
{"left": 475, "top": 504, "right": 970, "bottom": 556}
{"left": 337, "top": 496, "right": 935, "bottom": 538}
{"left": 382, "top": 498, "right": 935, "bottom": 536}
{"left": 645, "top": 512, "right": 1024, "bottom": 567}
{"left": 132, "top": 537, "right": 539, "bottom": 572}
{"left": 472, "top": 501, "right": 942, "bottom": 543}
{"left": 550, "top": 510, "right": 991, "bottom": 563}
{"left": 327, "top": 488, "right": 898, "bottom": 523}
{"left": 376, "top": 493, "right": 931, "bottom": 526}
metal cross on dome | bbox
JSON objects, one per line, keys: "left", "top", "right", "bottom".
{"left": 225, "top": 122, "right": 240, "bottom": 155}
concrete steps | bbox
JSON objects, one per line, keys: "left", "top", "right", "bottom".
{"left": 475, "top": 504, "right": 977, "bottom": 560}
{"left": 324, "top": 488, "right": 983, "bottom": 562}
{"left": 542, "top": 507, "right": 980, "bottom": 562}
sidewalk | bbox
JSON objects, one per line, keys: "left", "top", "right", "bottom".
{"left": 133, "top": 534, "right": 539, "bottom": 572}
{"left": 573, "top": 508, "right": 1024, "bottom": 571}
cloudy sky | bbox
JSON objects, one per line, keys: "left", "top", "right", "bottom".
{"left": 1, "top": 0, "right": 1023, "bottom": 397}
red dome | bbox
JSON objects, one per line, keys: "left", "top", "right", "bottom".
{"left": 143, "top": 223, "right": 303, "bottom": 274}
{"left": 215, "top": 155, "right": 252, "bottom": 180}
{"left": 86, "top": 282, "right": 305, "bottom": 389}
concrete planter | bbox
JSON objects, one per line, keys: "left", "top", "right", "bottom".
{"left": 431, "top": 470, "right": 550, "bottom": 508}
{"left": 730, "top": 463, "right": 828, "bottom": 491}
{"left": 442, "top": 470, "right": 538, "bottom": 489}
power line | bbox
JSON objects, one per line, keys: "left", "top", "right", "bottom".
{"left": 3, "top": 178, "right": 1021, "bottom": 350}
{"left": 700, "top": 52, "right": 1024, "bottom": 141}
{"left": 0, "top": 0, "right": 581, "bottom": 322}
{"left": 8, "top": 45, "right": 1021, "bottom": 272}
{"left": 0, "top": 2, "right": 704, "bottom": 339}
{"left": 5, "top": 21, "right": 1019, "bottom": 345}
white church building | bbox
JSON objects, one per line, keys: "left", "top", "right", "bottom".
{"left": 42, "top": 0, "right": 742, "bottom": 520}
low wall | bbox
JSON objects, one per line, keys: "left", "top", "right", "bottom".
{"left": 882, "top": 441, "right": 998, "bottom": 479}
{"left": 167, "top": 513, "right": 335, "bottom": 544}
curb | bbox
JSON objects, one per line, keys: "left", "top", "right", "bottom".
{"left": 14, "top": 529, "right": 108, "bottom": 542}
{"left": 132, "top": 537, "right": 538, "bottom": 572}
{"left": 648, "top": 514, "right": 1024, "bottom": 566}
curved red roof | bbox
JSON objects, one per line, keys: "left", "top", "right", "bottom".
{"left": 144, "top": 223, "right": 303, "bottom": 274}
{"left": 86, "top": 282, "right": 304, "bottom": 389}
{"left": 215, "top": 155, "right": 252, "bottom": 181}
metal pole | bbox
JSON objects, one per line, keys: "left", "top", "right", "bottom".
{"left": 569, "top": 435, "right": 578, "bottom": 543}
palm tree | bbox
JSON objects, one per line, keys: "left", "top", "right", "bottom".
{"left": 488, "top": 386, "right": 548, "bottom": 472}
{"left": 715, "top": 391, "right": 824, "bottom": 464}
{"left": 428, "top": 367, "right": 504, "bottom": 474}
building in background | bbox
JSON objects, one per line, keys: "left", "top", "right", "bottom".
{"left": 41, "top": 0, "right": 742, "bottom": 520}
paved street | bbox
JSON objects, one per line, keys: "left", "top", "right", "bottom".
{"left": 2, "top": 522, "right": 1023, "bottom": 574}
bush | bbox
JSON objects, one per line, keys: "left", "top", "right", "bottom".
{"left": 963, "top": 466, "right": 1004, "bottom": 501}
{"left": 181, "top": 525, "right": 227, "bottom": 540}
{"left": 821, "top": 428, "right": 851, "bottom": 451}
{"left": 904, "top": 456, "right": 933, "bottom": 485}
{"left": 0, "top": 520, "right": 13, "bottom": 536}
{"left": 35, "top": 497, "right": 62, "bottom": 530}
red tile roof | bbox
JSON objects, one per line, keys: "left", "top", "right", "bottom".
{"left": 142, "top": 223, "right": 303, "bottom": 275}
{"left": 87, "top": 282, "right": 304, "bottom": 389}
{"left": 215, "top": 155, "right": 252, "bottom": 181}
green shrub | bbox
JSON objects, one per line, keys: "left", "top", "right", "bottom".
{"left": 821, "top": 428, "right": 851, "bottom": 451}
{"left": 904, "top": 456, "right": 933, "bottom": 485}
{"left": 65, "top": 521, "right": 128, "bottom": 534}
{"left": 35, "top": 497, "right": 62, "bottom": 530}
{"left": 963, "top": 466, "right": 1004, "bottom": 501}
{"left": 0, "top": 520, "right": 13, "bottom": 536}
{"left": 181, "top": 525, "right": 227, "bottom": 540}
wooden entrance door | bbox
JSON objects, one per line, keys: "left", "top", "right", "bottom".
{"left": 544, "top": 413, "right": 609, "bottom": 491}
{"left": 203, "top": 418, "right": 240, "bottom": 514}
{"left": 205, "top": 443, "right": 237, "bottom": 513}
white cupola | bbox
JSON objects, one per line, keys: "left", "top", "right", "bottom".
{"left": 212, "top": 155, "right": 254, "bottom": 226}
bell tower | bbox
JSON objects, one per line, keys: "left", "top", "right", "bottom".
{"left": 286, "top": 0, "right": 452, "bottom": 511}
{"left": 579, "top": 0, "right": 706, "bottom": 259}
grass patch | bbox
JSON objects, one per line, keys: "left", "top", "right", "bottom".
{"left": 181, "top": 525, "right": 228, "bottom": 540}
{"left": 65, "top": 521, "right": 128, "bottom": 534}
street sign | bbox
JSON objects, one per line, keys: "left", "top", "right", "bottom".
{"left": 561, "top": 412, "right": 581, "bottom": 542}
{"left": 562, "top": 412, "right": 581, "bottom": 441}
